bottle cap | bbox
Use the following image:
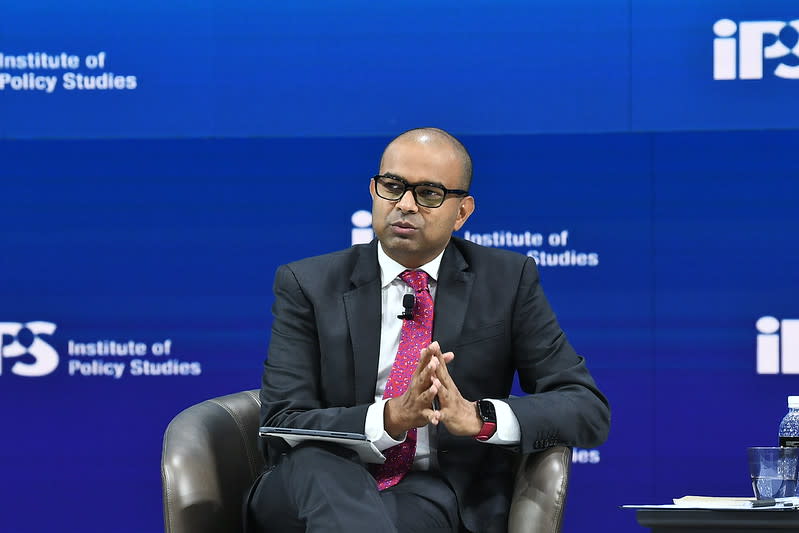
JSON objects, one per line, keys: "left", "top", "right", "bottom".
{"left": 789, "top": 396, "right": 799, "bottom": 409}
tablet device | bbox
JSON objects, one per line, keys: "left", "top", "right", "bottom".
{"left": 260, "top": 426, "right": 368, "bottom": 441}
{"left": 259, "top": 426, "right": 385, "bottom": 464}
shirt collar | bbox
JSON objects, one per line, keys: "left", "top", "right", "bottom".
{"left": 377, "top": 242, "right": 444, "bottom": 288}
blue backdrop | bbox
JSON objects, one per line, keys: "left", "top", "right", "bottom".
{"left": 2, "top": 1, "right": 799, "bottom": 532}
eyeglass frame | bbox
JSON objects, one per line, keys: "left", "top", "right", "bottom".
{"left": 371, "top": 174, "right": 470, "bottom": 208}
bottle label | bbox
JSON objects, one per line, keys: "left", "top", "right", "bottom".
{"left": 780, "top": 437, "right": 799, "bottom": 447}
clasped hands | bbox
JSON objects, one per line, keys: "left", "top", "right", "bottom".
{"left": 384, "top": 341, "right": 483, "bottom": 439}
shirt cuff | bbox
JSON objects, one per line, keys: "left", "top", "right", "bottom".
{"left": 480, "top": 399, "right": 521, "bottom": 445}
{"left": 365, "top": 398, "right": 406, "bottom": 451}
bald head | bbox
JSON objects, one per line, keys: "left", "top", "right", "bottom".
{"left": 379, "top": 127, "right": 473, "bottom": 190}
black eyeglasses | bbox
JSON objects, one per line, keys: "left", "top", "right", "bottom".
{"left": 372, "top": 175, "right": 469, "bottom": 208}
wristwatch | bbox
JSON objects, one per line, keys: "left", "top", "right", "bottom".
{"left": 474, "top": 400, "right": 497, "bottom": 441}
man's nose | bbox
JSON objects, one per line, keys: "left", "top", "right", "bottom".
{"left": 395, "top": 189, "right": 418, "bottom": 212}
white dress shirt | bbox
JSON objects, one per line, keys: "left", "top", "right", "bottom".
{"left": 364, "top": 242, "right": 522, "bottom": 469}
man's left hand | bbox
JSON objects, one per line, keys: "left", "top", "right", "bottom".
{"left": 424, "top": 341, "right": 483, "bottom": 437}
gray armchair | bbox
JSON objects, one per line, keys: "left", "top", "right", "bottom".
{"left": 161, "top": 390, "right": 571, "bottom": 533}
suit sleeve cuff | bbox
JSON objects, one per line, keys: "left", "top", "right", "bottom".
{"left": 365, "top": 398, "right": 406, "bottom": 451}
{"left": 480, "top": 399, "right": 521, "bottom": 445}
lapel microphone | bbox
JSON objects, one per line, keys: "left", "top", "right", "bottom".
{"left": 397, "top": 293, "right": 415, "bottom": 320}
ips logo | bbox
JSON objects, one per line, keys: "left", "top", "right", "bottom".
{"left": 756, "top": 316, "right": 799, "bottom": 374}
{"left": 0, "top": 321, "right": 59, "bottom": 377}
{"left": 714, "top": 19, "right": 799, "bottom": 80}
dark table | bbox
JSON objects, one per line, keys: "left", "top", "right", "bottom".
{"left": 636, "top": 508, "right": 799, "bottom": 532}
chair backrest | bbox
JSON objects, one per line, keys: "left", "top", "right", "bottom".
{"left": 161, "top": 389, "right": 570, "bottom": 533}
{"left": 161, "top": 389, "right": 264, "bottom": 533}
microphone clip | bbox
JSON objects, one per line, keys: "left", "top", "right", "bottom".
{"left": 397, "top": 293, "right": 415, "bottom": 320}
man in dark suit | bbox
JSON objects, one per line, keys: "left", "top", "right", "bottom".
{"left": 249, "top": 128, "right": 610, "bottom": 532}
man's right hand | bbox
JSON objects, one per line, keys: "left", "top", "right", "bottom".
{"left": 383, "top": 346, "right": 441, "bottom": 439}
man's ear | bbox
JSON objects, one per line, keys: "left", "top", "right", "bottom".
{"left": 453, "top": 196, "right": 475, "bottom": 231}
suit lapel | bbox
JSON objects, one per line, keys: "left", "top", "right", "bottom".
{"left": 344, "top": 242, "right": 383, "bottom": 405}
{"left": 432, "top": 240, "right": 474, "bottom": 363}
{"left": 343, "top": 240, "right": 474, "bottom": 405}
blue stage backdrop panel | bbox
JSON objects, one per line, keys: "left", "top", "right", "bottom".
{"left": 6, "top": 131, "right": 797, "bottom": 532}
{"left": 0, "top": 0, "right": 630, "bottom": 138}
{"left": 651, "top": 130, "right": 799, "bottom": 501}
{"left": 632, "top": 0, "right": 799, "bottom": 131}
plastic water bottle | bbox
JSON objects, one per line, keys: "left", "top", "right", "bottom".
{"left": 779, "top": 396, "right": 799, "bottom": 447}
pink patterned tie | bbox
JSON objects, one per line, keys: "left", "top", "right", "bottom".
{"left": 372, "top": 270, "right": 434, "bottom": 490}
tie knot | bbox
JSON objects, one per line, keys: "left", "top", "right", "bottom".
{"left": 399, "top": 270, "right": 430, "bottom": 292}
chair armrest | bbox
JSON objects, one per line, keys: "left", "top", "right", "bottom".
{"left": 162, "top": 390, "right": 263, "bottom": 533}
{"left": 508, "top": 446, "right": 571, "bottom": 533}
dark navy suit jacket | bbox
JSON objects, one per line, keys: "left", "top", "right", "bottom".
{"left": 258, "top": 237, "right": 610, "bottom": 532}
